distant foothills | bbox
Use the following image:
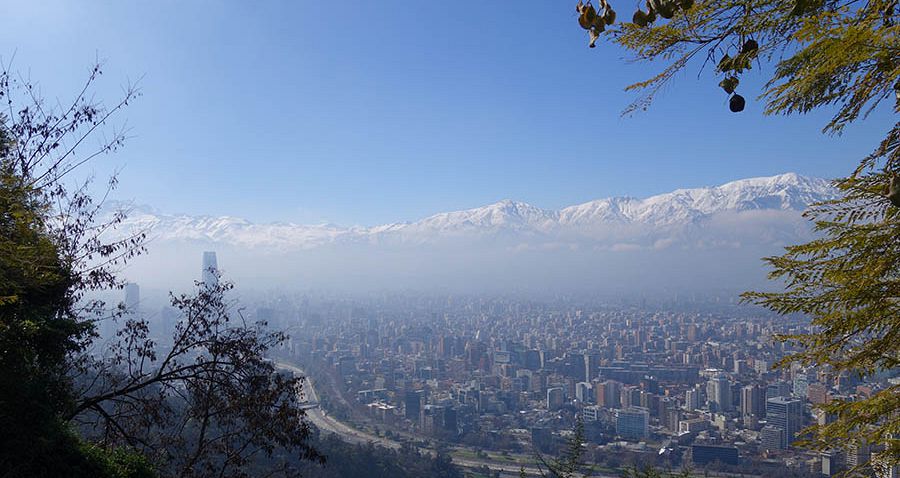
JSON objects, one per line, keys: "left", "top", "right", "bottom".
{"left": 111, "top": 173, "right": 838, "bottom": 296}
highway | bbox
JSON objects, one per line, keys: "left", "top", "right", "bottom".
{"left": 277, "top": 362, "right": 546, "bottom": 477}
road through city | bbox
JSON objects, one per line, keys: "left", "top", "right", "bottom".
{"left": 277, "top": 362, "right": 547, "bottom": 477}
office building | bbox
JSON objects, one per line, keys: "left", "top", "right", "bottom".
{"left": 202, "top": 251, "right": 218, "bottom": 286}
{"left": 575, "top": 381, "right": 593, "bottom": 403}
{"left": 616, "top": 407, "right": 649, "bottom": 440}
{"left": 741, "top": 384, "right": 764, "bottom": 418}
{"left": 691, "top": 445, "right": 739, "bottom": 466}
{"left": 685, "top": 385, "right": 701, "bottom": 411}
{"left": 766, "top": 396, "right": 802, "bottom": 448}
{"left": 707, "top": 374, "right": 732, "bottom": 412}
{"left": 547, "top": 387, "right": 565, "bottom": 410}
{"left": 760, "top": 425, "right": 786, "bottom": 451}
{"left": 597, "top": 380, "right": 621, "bottom": 409}
{"left": 124, "top": 282, "right": 140, "bottom": 312}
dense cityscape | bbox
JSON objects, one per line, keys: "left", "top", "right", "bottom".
{"left": 118, "top": 252, "right": 899, "bottom": 478}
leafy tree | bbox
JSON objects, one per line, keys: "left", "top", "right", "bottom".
{"left": 0, "top": 62, "right": 322, "bottom": 477}
{"left": 71, "top": 277, "right": 324, "bottom": 478}
{"left": 0, "top": 63, "right": 147, "bottom": 478}
{"left": 577, "top": 0, "right": 900, "bottom": 468}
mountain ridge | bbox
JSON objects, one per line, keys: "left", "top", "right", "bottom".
{"left": 109, "top": 172, "right": 836, "bottom": 250}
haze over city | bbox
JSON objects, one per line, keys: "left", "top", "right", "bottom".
{"left": 1, "top": 2, "right": 897, "bottom": 478}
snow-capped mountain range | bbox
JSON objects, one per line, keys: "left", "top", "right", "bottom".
{"left": 114, "top": 173, "right": 836, "bottom": 251}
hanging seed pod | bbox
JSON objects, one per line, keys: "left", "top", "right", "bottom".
{"left": 579, "top": 4, "right": 597, "bottom": 29}
{"left": 679, "top": 0, "right": 695, "bottom": 10}
{"left": 717, "top": 54, "right": 733, "bottom": 73}
{"left": 741, "top": 39, "right": 760, "bottom": 63}
{"left": 604, "top": 8, "right": 617, "bottom": 25}
{"left": 646, "top": 7, "right": 657, "bottom": 22}
{"left": 719, "top": 77, "right": 739, "bottom": 94}
{"left": 741, "top": 39, "right": 759, "bottom": 54}
{"left": 633, "top": 9, "right": 649, "bottom": 26}
{"left": 729, "top": 94, "right": 746, "bottom": 112}
{"left": 888, "top": 174, "right": 900, "bottom": 207}
{"left": 657, "top": 1, "right": 676, "bottom": 19}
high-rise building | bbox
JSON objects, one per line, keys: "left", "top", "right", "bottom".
{"left": 583, "top": 405, "right": 602, "bottom": 422}
{"left": 405, "top": 390, "right": 423, "bottom": 420}
{"left": 621, "top": 385, "right": 641, "bottom": 409}
{"left": 766, "top": 396, "right": 803, "bottom": 448}
{"left": 821, "top": 451, "right": 841, "bottom": 477}
{"left": 767, "top": 380, "right": 791, "bottom": 399}
{"left": 807, "top": 383, "right": 830, "bottom": 404}
{"left": 615, "top": 407, "right": 649, "bottom": 440}
{"left": 741, "top": 384, "right": 764, "bottom": 418}
{"left": 124, "top": 282, "right": 140, "bottom": 312}
{"left": 685, "top": 385, "right": 701, "bottom": 411}
{"left": 597, "top": 380, "right": 621, "bottom": 409}
{"left": 845, "top": 440, "right": 870, "bottom": 469}
{"left": 575, "top": 382, "right": 593, "bottom": 403}
{"left": 793, "top": 373, "right": 810, "bottom": 399}
{"left": 707, "top": 374, "right": 732, "bottom": 412}
{"left": 201, "top": 251, "right": 218, "bottom": 286}
{"left": 583, "top": 353, "right": 599, "bottom": 382}
{"left": 760, "top": 424, "right": 786, "bottom": 451}
{"left": 547, "top": 387, "right": 565, "bottom": 410}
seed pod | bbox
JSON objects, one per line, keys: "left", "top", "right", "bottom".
{"left": 604, "top": 8, "right": 617, "bottom": 24}
{"left": 888, "top": 174, "right": 900, "bottom": 207}
{"left": 717, "top": 54, "right": 732, "bottom": 72}
{"left": 657, "top": 1, "right": 676, "bottom": 18}
{"left": 579, "top": 4, "right": 597, "bottom": 29}
{"left": 741, "top": 39, "right": 759, "bottom": 54}
{"left": 646, "top": 7, "right": 657, "bottom": 22}
{"left": 679, "top": 0, "right": 694, "bottom": 10}
{"left": 719, "top": 76, "right": 739, "bottom": 94}
{"left": 633, "top": 9, "right": 649, "bottom": 26}
{"left": 729, "top": 94, "right": 746, "bottom": 112}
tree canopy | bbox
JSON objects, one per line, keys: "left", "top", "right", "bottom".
{"left": 581, "top": 0, "right": 899, "bottom": 468}
{"left": 0, "top": 63, "right": 322, "bottom": 477}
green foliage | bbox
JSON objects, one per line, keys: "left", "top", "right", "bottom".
{"left": 576, "top": 0, "right": 900, "bottom": 468}
{"left": 0, "top": 127, "right": 122, "bottom": 477}
{"left": 621, "top": 465, "right": 693, "bottom": 478}
{"left": 78, "top": 439, "right": 156, "bottom": 478}
{"left": 580, "top": 0, "right": 899, "bottom": 124}
{"left": 293, "top": 434, "right": 462, "bottom": 478}
{"left": 0, "top": 414, "right": 153, "bottom": 478}
{"left": 742, "top": 166, "right": 900, "bottom": 464}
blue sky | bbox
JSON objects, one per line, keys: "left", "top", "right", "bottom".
{"left": 0, "top": 1, "right": 891, "bottom": 226}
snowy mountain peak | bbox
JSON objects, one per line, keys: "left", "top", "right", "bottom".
{"left": 109, "top": 173, "right": 837, "bottom": 249}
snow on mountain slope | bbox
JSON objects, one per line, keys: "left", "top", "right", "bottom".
{"left": 558, "top": 173, "right": 834, "bottom": 227}
{"left": 109, "top": 173, "right": 837, "bottom": 250}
